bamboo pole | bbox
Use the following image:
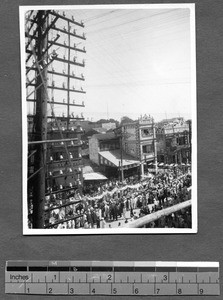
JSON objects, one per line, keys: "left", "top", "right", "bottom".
{"left": 124, "top": 200, "right": 191, "bottom": 228}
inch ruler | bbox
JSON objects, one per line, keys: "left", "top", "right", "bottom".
{"left": 5, "top": 261, "right": 220, "bottom": 296}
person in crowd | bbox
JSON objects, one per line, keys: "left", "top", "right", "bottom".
{"left": 42, "top": 168, "right": 192, "bottom": 230}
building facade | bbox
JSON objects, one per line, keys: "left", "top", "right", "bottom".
{"left": 121, "top": 114, "right": 157, "bottom": 175}
{"left": 89, "top": 133, "right": 120, "bottom": 165}
{"left": 156, "top": 118, "right": 191, "bottom": 164}
{"left": 88, "top": 115, "right": 157, "bottom": 178}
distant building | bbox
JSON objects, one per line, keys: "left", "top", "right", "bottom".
{"left": 78, "top": 120, "right": 101, "bottom": 133}
{"left": 101, "top": 122, "right": 116, "bottom": 131}
{"left": 120, "top": 114, "right": 157, "bottom": 175}
{"left": 89, "top": 133, "right": 120, "bottom": 165}
{"left": 88, "top": 114, "right": 157, "bottom": 178}
{"left": 89, "top": 132, "right": 140, "bottom": 178}
{"left": 156, "top": 118, "right": 191, "bottom": 164}
{"left": 92, "top": 127, "right": 107, "bottom": 134}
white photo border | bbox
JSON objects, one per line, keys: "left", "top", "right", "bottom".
{"left": 20, "top": 3, "right": 197, "bottom": 235}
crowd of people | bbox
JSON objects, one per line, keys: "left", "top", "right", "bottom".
{"left": 39, "top": 168, "right": 192, "bottom": 230}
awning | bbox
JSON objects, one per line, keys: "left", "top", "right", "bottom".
{"left": 83, "top": 172, "right": 107, "bottom": 181}
{"left": 99, "top": 150, "right": 140, "bottom": 170}
{"left": 82, "top": 165, "right": 94, "bottom": 174}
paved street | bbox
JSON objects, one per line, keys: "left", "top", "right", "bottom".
{"left": 104, "top": 205, "right": 155, "bottom": 228}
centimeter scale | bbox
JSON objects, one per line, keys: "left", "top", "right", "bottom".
{"left": 5, "top": 261, "right": 220, "bottom": 296}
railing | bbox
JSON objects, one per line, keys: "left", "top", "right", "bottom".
{"left": 124, "top": 200, "right": 191, "bottom": 228}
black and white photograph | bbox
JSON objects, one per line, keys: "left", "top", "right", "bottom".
{"left": 21, "top": 4, "right": 197, "bottom": 234}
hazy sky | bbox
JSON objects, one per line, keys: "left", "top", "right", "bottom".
{"left": 80, "top": 8, "right": 193, "bottom": 122}
{"left": 26, "top": 6, "right": 195, "bottom": 122}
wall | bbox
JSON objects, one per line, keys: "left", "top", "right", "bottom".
{"left": 89, "top": 136, "right": 99, "bottom": 165}
{"left": 122, "top": 123, "right": 139, "bottom": 158}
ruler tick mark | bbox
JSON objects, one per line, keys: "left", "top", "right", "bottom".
{"left": 5, "top": 261, "right": 220, "bottom": 296}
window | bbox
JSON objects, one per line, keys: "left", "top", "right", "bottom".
{"left": 177, "top": 136, "right": 185, "bottom": 146}
{"left": 141, "top": 128, "right": 152, "bottom": 137}
{"left": 142, "top": 144, "right": 154, "bottom": 154}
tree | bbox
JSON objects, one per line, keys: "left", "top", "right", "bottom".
{"left": 120, "top": 116, "right": 134, "bottom": 126}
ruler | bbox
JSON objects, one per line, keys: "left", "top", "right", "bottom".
{"left": 5, "top": 261, "right": 220, "bottom": 296}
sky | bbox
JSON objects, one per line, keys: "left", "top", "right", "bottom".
{"left": 26, "top": 6, "right": 195, "bottom": 123}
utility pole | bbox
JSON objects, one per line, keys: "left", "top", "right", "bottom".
{"left": 153, "top": 120, "right": 158, "bottom": 175}
{"left": 26, "top": 9, "right": 87, "bottom": 228}
{"left": 120, "top": 133, "right": 124, "bottom": 182}
{"left": 115, "top": 126, "right": 126, "bottom": 182}
{"left": 32, "top": 11, "right": 48, "bottom": 228}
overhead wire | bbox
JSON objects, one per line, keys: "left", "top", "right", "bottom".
{"left": 80, "top": 10, "right": 116, "bottom": 22}
{"left": 86, "top": 9, "right": 180, "bottom": 34}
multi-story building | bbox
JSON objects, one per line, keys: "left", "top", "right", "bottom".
{"left": 88, "top": 115, "right": 157, "bottom": 178}
{"left": 121, "top": 114, "right": 157, "bottom": 175}
{"left": 156, "top": 118, "right": 191, "bottom": 164}
{"left": 89, "top": 132, "right": 120, "bottom": 165}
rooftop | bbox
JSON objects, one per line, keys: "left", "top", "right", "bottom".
{"left": 99, "top": 149, "right": 140, "bottom": 167}
{"left": 91, "top": 132, "right": 117, "bottom": 140}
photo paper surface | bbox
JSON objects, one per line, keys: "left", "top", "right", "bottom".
{"left": 21, "top": 4, "right": 197, "bottom": 234}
